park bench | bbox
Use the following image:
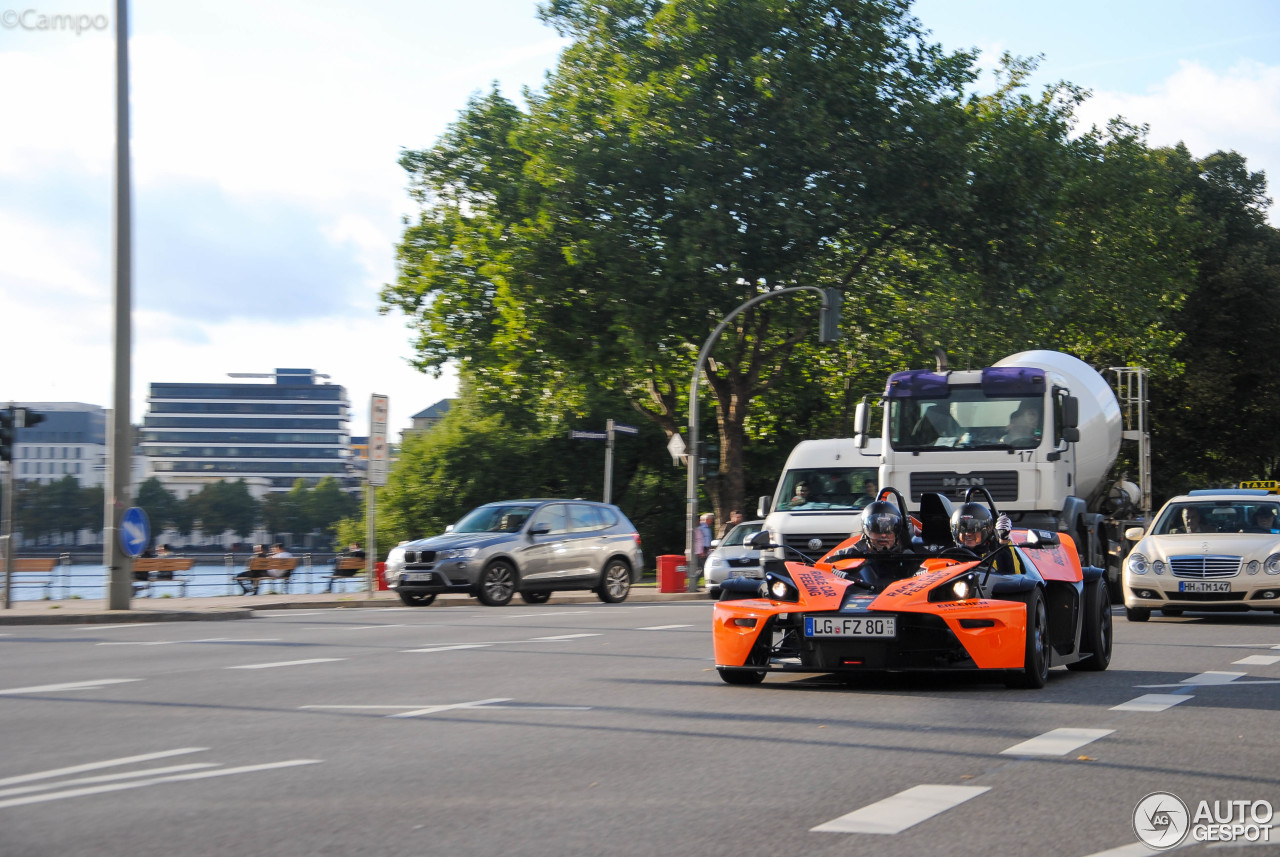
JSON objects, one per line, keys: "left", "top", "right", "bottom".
{"left": 324, "top": 556, "right": 368, "bottom": 592}
{"left": 131, "top": 557, "right": 196, "bottom": 597}
{"left": 11, "top": 557, "right": 59, "bottom": 598}
{"left": 237, "top": 557, "right": 298, "bottom": 594}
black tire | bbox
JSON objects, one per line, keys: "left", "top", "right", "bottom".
{"left": 477, "top": 561, "right": 517, "bottom": 606}
{"left": 1161, "top": 608, "right": 1184, "bottom": 617}
{"left": 707, "top": 588, "right": 720, "bottom": 600}
{"left": 1005, "top": 589, "right": 1050, "bottom": 689}
{"left": 717, "top": 668, "right": 766, "bottom": 685}
{"left": 597, "top": 559, "right": 632, "bottom": 603}
{"left": 1125, "top": 605, "right": 1151, "bottom": 622}
{"left": 520, "top": 590, "right": 552, "bottom": 604}
{"left": 1067, "top": 579, "right": 1112, "bottom": 672}
{"left": 397, "top": 591, "right": 436, "bottom": 607}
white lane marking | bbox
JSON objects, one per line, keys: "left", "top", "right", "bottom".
{"left": 262, "top": 611, "right": 328, "bottom": 617}
{"left": 0, "top": 759, "right": 321, "bottom": 810}
{"left": 502, "top": 611, "right": 592, "bottom": 619}
{"left": 1000, "top": 728, "right": 1113, "bottom": 757}
{"left": 300, "top": 701, "right": 592, "bottom": 715}
{"left": 637, "top": 625, "right": 692, "bottom": 631}
{"left": 0, "top": 763, "right": 219, "bottom": 798}
{"left": 73, "top": 625, "right": 140, "bottom": 631}
{"left": 1111, "top": 694, "right": 1192, "bottom": 712}
{"left": 1233, "top": 655, "right": 1280, "bottom": 666}
{"left": 527, "top": 634, "right": 601, "bottom": 641}
{"left": 811, "top": 784, "right": 990, "bottom": 834}
{"left": 389, "top": 698, "right": 513, "bottom": 719}
{"left": 1183, "top": 671, "right": 1246, "bottom": 685}
{"left": 97, "top": 638, "right": 283, "bottom": 646}
{"left": 402, "top": 644, "right": 492, "bottom": 653}
{"left": 0, "top": 748, "right": 208, "bottom": 787}
{"left": 0, "top": 678, "right": 140, "bottom": 696}
{"left": 342, "top": 625, "right": 405, "bottom": 631}
{"left": 225, "top": 658, "right": 346, "bottom": 670}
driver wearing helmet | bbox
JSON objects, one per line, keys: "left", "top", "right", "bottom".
{"left": 825, "top": 499, "right": 921, "bottom": 588}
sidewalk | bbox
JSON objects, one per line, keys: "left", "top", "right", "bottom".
{"left": 0, "top": 586, "right": 708, "bottom": 625}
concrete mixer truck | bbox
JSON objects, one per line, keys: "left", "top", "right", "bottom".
{"left": 843, "top": 350, "right": 1149, "bottom": 596}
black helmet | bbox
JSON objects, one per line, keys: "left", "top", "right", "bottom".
{"left": 861, "top": 501, "right": 902, "bottom": 553}
{"left": 951, "top": 503, "right": 995, "bottom": 549}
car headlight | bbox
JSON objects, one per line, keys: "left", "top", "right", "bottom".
{"left": 438, "top": 548, "right": 478, "bottom": 560}
{"left": 1128, "top": 552, "right": 1149, "bottom": 575}
{"left": 764, "top": 572, "right": 799, "bottom": 603}
{"left": 386, "top": 548, "right": 405, "bottom": 569}
{"left": 1266, "top": 553, "right": 1280, "bottom": 575}
{"left": 1247, "top": 560, "right": 1261, "bottom": 575}
{"left": 1152, "top": 560, "right": 1166, "bottom": 575}
{"left": 928, "top": 572, "right": 979, "bottom": 603}
{"left": 706, "top": 556, "right": 725, "bottom": 571}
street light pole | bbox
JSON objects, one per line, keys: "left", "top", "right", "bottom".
{"left": 684, "top": 286, "right": 833, "bottom": 591}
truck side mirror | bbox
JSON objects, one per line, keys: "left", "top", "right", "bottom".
{"left": 853, "top": 398, "right": 869, "bottom": 449}
{"left": 757, "top": 495, "right": 770, "bottom": 518}
{"left": 1063, "top": 426, "right": 1080, "bottom": 443}
{"left": 1062, "top": 395, "right": 1079, "bottom": 428}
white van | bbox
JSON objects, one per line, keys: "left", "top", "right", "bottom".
{"left": 757, "top": 438, "right": 882, "bottom": 561}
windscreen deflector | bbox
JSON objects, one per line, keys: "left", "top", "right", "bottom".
{"left": 980, "top": 366, "right": 1045, "bottom": 397}
{"left": 884, "top": 371, "right": 950, "bottom": 399}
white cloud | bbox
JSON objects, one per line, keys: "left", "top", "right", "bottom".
{"left": 1076, "top": 60, "right": 1280, "bottom": 222}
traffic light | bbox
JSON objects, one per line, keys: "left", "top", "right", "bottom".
{"left": 819, "top": 287, "right": 842, "bottom": 343}
{"left": 699, "top": 441, "right": 720, "bottom": 479}
{"left": 0, "top": 409, "right": 12, "bottom": 463}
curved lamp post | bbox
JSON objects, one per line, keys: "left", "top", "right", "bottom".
{"left": 684, "top": 286, "right": 840, "bottom": 590}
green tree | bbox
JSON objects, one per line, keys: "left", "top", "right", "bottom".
{"left": 135, "top": 477, "right": 178, "bottom": 534}
{"left": 385, "top": 2, "right": 1194, "bottom": 523}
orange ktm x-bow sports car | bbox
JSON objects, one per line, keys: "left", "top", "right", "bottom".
{"left": 712, "top": 488, "right": 1112, "bottom": 688}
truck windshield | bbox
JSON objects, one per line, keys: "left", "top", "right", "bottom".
{"left": 888, "top": 390, "right": 1043, "bottom": 451}
{"left": 777, "top": 467, "right": 878, "bottom": 511}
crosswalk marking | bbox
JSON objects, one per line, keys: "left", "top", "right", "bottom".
{"left": 402, "top": 644, "right": 492, "bottom": 653}
{"left": 1111, "top": 694, "right": 1191, "bottom": 712}
{"left": 1181, "top": 670, "right": 1246, "bottom": 685}
{"left": 1000, "top": 728, "right": 1114, "bottom": 756}
{"left": 225, "top": 658, "right": 345, "bottom": 670}
{"left": 0, "top": 763, "right": 219, "bottom": 799}
{"left": 1232, "top": 655, "right": 1280, "bottom": 666}
{"left": 811, "top": 785, "right": 990, "bottom": 834}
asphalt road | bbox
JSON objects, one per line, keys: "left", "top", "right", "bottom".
{"left": 1, "top": 603, "right": 1278, "bottom": 857}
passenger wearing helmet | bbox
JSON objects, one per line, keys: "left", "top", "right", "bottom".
{"left": 951, "top": 503, "right": 1020, "bottom": 573}
{"left": 862, "top": 500, "right": 904, "bottom": 554}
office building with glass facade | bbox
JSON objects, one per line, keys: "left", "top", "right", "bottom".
{"left": 141, "top": 369, "right": 352, "bottom": 498}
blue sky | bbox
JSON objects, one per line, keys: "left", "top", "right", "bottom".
{"left": 2, "top": 0, "right": 1277, "bottom": 434}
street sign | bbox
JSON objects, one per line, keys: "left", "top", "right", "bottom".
{"left": 119, "top": 507, "right": 150, "bottom": 558}
{"left": 569, "top": 430, "right": 607, "bottom": 440}
{"left": 368, "top": 394, "right": 389, "bottom": 487}
{"left": 667, "top": 433, "right": 687, "bottom": 466}
{"left": 613, "top": 423, "right": 639, "bottom": 435}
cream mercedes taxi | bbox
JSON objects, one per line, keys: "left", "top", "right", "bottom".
{"left": 1122, "top": 484, "right": 1280, "bottom": 621}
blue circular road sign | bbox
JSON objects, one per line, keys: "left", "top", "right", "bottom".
{"left": 119, "top": 506, "right": 151, "bottom": 558}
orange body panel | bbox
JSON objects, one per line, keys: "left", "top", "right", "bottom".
{"left": 1011, "top": 531, "right": 1082, "bottom": 582}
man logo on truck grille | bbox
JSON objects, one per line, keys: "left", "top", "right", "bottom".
{"left": 941, "top": 477, "right": 985, "bottom": 487}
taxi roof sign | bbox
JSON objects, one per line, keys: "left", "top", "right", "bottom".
{"left": 1239, "top": 480, "right": 1279, "bottom": 491}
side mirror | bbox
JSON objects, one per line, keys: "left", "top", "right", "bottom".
{"left": 853, "top": 398, "right": 869, "bottom": 449}
{"left": 757, "top": 495, "right": 770, "bottom": 518}
{"left": 1063, "top": 395, "right": 1079, "bottom": 428}
{"left": 444, "top": 524, "right": 454, "bottom": 533}
{"left": 747, "top": 530, "right": 773, "bottom": 550}
{"left": 1124, "top": 526, "right": 1145, "bottom": 541}
{"left": 528, "top": 524, "right": 551, "bottom": 536}
{"left": 710, "top": 539, "right": 721, "bottom": 550}
{"left": 1063, "top": 426, "right": 1081, "bottom": 443}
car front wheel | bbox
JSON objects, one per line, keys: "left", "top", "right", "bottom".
{"left": 1005, "top": 589, "right": 1050, "bottom": 689}
{"left": 477, "top": 561, "right": 517, "bottom": 606}
{"left": 520, "top": 590, "right": 551, "bottom": 604}
{"left": 1125, "top": 605, "right": 1151, "bottom": 622}
{"left": 597, "top": 559, "right": 632, "bottom": 603}
{"left": 1067, "top": 578, "right": 1111, "bottom": 672}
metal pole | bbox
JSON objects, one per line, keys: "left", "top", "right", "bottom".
{"left": 2, "top": 453, "right": 13, "bottom": 609}
{"left": 104, "top": 0, "right": 134, "bottom": 609}
{"left": 365, "top": 483, "right": 376, "bottom": 598}
{"left": 685, "top": 286, "right": 829, "bottom": 591}
{"left": 603, "top": 419, "right": 615, "bottom": 505}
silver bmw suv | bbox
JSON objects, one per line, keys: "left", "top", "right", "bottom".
{"left": 385, "top": 499, "right": 645, "bottom": 607}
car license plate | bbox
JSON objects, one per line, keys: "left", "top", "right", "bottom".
{"left": 804, "top": 616, "right": 896, "bottom": 638}
{"left": 404, "top": 572, "right": 435, "bottom": 583}
{"left": 1179, "top": 581, "right": 1230, "bottom": 593}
